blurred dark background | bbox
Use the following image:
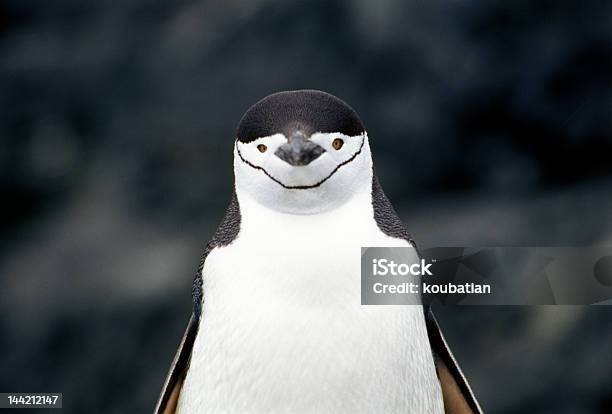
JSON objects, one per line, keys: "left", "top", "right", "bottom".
{"left": 1, "top": 0, "right": 611, "bottom": 413}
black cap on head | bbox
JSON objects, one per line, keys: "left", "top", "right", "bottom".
{"left": 236, "top": 90, "right": 365, "bottom": 143}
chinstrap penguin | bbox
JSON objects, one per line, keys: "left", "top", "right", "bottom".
{"left": 155, "top": 90, "right": 482, "bottom": 414}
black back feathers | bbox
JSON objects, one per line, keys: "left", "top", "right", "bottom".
{"left": 236, "top": 90, "right": 365, "bottom": 143}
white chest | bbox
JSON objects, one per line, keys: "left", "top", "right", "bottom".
{"left": 177, "top": 193, "right": 443, "bottom": 414}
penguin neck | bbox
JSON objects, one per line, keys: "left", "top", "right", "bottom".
{"left": 234, "top": 172, "right": 375, "bottom": 247}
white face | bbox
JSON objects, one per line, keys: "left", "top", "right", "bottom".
{"left": 234, "top": 132, "right": 373, "bottom": 214}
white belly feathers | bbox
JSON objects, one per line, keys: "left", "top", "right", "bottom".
{"left": 177, "top": 190, "right": 444, "bottom": 414}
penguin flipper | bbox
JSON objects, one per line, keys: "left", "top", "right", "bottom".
{"left": 425, "top": 309, "right": 483, "bottom": 414}
{"left": 154, "top": 314, "right": 198, "bottom": 414}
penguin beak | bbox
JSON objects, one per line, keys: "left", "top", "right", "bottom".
{"left": 274, "top": 131, "right": 325, "bottom": 166}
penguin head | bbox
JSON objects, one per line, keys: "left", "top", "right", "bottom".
{"left": 234, "top": 90, "right": 373, "bottom": 214}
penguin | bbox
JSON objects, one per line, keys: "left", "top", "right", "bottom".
{"left": 154, "top": 90, "right": 482, "bottom": 414}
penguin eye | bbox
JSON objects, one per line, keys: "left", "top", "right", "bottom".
{"left": 257, "top": 144, "right": 267, "bottom": 153}
{"left": 332, "top": 138, "right": 344, "bottom": 150}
